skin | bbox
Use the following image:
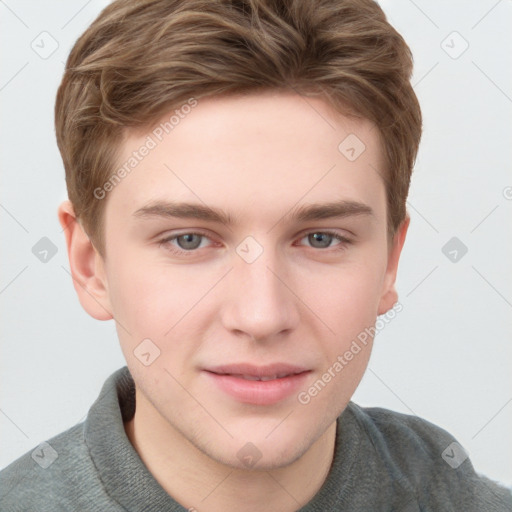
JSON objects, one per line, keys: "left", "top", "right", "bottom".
{"left": 59, "top": 90, "right": 409, "bottom": 512}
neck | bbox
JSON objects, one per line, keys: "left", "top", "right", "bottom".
{"left": 124, "top": 388, "right": 337, "bottom": 512}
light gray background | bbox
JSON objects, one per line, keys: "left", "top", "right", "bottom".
{"left": 1, "top": 0, "right": 511, "bottom": 487}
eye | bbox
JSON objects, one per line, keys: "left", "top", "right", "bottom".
{"left": 159, "top": 232, "right": 213, "bottom": 254}
{"left": 174, "top": 233, "right": 204, "bottom": 250}
{"left": 299, "top": 230, "right": 351, "bottom": 250}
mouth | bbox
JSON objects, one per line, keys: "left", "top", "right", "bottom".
{"left": 203, "top": 363, "right": 311, "bottom": 405}
{"left": 218, "top": 372, "right": 300, "bottom": 381}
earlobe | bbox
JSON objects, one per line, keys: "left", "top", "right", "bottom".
{"left": 377, "top": 215, "right": 410, "bottom": 316}
{"left": 58, "top": 200, "right": 113, "bottom": 321}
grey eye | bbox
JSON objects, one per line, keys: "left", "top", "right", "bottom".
{"left": 176, "top": 233, "right": 203, "bottom": 250}
{"left": 308, "top": 232, "right": 334, "bottom": 249}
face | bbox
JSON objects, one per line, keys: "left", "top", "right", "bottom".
{"left": 86, "top": 91, "right": 406, "bottom": 469}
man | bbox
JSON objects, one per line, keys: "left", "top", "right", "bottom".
{"left": 1, "top": 0, "right": 510, "bottom": 510}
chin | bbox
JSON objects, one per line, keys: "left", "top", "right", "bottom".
{"left": 200, "top": 424, "right": 318, "bottom": 471}
{"left": 217, "top": 444, "right": 309, "bottom": 472}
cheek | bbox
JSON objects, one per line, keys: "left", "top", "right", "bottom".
{"left": 105, "top": 253, "right": 221, "bottom": 366}
{"left": 303, "top": 257, "right": 385, "bottom": 340}
{"left": 299, "top": 267, "right": 381, "bottom": 413}
{"left": 106, "top": 253, "right": 207, "bottom": 330}
{"left": 107, "top": 266, "right": 171, "bottom": 333}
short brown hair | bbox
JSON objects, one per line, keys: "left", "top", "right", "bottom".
{"left": 55, "top": 0, "right": 422, "bottom": 255}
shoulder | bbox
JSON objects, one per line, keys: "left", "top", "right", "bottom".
{"left": 0, "top": 423, "right": 113, "bottom": 512}
{"left": 349, "top": 403, "right": 457, "bottom": 464}
{"left": 346, "top": 403, "right": 512, "bottom": 511}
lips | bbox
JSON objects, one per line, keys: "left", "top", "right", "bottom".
{"left": 203, "top": 363, "right": 311, "bottom": 405}
{"left": 205, "top": 362, "right": 309, "bottom": 379}
{"left": 226, "top": 373, "right": 293, "bottom": 381}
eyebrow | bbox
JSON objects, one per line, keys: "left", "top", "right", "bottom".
{"left": 290, "top": 200, "right": 373, "bottom": 222}
{"left": 132, "top": 199, "right": 374, "bottom": 225}
{"left": 133, "top": 201, "right": 235, "bottom": 225}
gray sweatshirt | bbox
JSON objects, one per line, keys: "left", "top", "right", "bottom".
{"left": 1, "top": 366, "right": 511, "bottom": 511}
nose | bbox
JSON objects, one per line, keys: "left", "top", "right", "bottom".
{"left": 220, "top": 245, "right": 300, "bottom": 342}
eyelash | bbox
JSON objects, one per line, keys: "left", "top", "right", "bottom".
{"left": 158, "top": 230, "right": 352, "bottom": 257}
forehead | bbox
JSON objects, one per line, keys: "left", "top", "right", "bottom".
{"left": 105, "top": 91, "right": 386, "bottom": 227}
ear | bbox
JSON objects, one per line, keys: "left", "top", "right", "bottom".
{"left": 377, "top": 214, "right": 410, "bottom": 316}
{"left": 58, "top": 200, "right": 113, "bottom": 321}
